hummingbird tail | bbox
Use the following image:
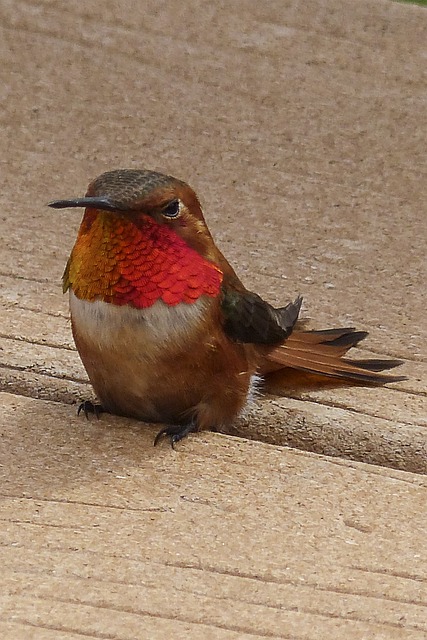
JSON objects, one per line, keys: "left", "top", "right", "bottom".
{"left": 262, "top": 327, "right": 406, "bottom": 387}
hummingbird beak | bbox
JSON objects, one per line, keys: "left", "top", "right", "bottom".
{"left": 48, "top": 196, "right": 127, "bottom": 212}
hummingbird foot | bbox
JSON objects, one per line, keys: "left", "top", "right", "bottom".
{"left": 154, "top": 422, "right": 198, "bottom": 448}
{"left": 77, "top": 400, "right": 105, "bottom": 420}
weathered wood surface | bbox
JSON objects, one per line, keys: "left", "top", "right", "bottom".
{"left": 1, "top": 392, "right": 427, "bottom": 639}
{"left": 1, "top": 0, "right": 426, "bottom": 637}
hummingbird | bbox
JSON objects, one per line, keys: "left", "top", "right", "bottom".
{"left": 49, "top": 169, "right": 405, "bottom": 446}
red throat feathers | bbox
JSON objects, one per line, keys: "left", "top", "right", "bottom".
{"left": 64, "top": 210, "right": 223, "bottom": 308}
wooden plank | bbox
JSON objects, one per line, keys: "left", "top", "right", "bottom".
{"left": 1, "top": 393, "right": 426, "bottom": 639}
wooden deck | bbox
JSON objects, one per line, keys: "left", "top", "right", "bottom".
{"left": 1, "top": 0, "right": 426, "bottom": 637}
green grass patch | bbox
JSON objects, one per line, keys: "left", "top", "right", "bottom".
{"left": 394, "top": 0, "right": 427, "bottom": 6}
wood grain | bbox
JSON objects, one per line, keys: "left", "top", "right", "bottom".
{"left": 0, "top": 0, "right": 426, "bottom": 636}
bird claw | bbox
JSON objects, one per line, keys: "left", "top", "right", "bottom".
{"left": 77, "top": 401, "right": 104, "bottom": 420}
{"left": 154, "top": 423, "right": 197, "bottom": 448}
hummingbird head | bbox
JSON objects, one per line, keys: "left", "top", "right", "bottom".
{"left": 49, "top": 169, "right": 224, "bottom": 307}
{"left": 49, "top": 169, "right": 215, "bottom": 257}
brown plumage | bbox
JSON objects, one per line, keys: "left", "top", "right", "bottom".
{"left": 263, "top": 327, "right": 404, "bottom": 384}
{"left": 49, "top": 169, "right": 405, "bottom": 445}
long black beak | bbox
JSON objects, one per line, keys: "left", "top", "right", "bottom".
{"left": 48, "top": 196, "right": 127, "bottom": 212}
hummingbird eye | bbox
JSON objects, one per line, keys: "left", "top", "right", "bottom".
{"left": 161, "top": 199, "right": 181, "bottom": 219}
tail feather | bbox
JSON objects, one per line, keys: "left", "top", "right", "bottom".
{"left": 284, "top": 328, "right": 368, "bottom": 358}
{"left": 262, "top": 329, "right": 406, "bottom": 385}
{"left": 345, "top": 358, "right": 404, "bottom": 373}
